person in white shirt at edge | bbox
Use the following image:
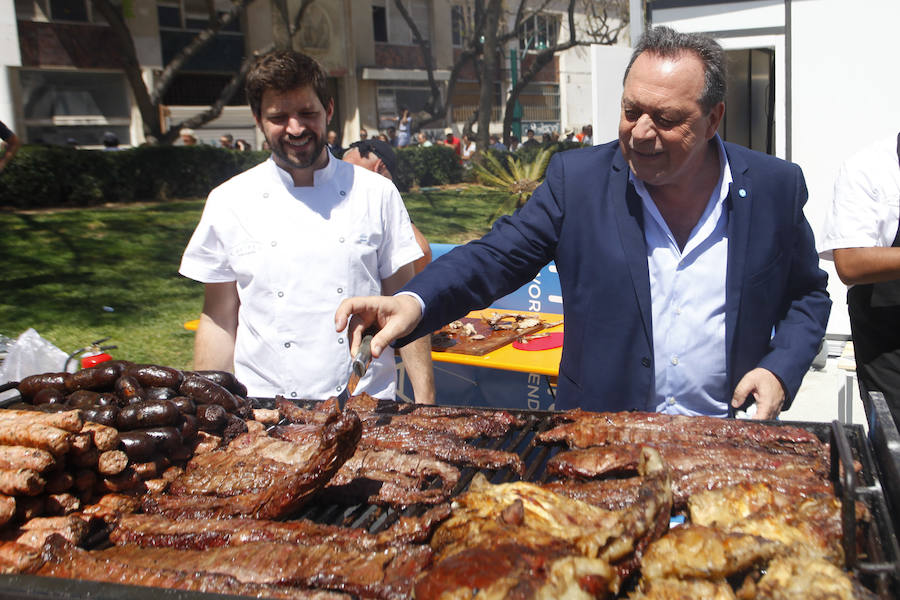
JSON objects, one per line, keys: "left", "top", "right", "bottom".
{"left": 179, "top": 49, "right": 434, "bottom": 404}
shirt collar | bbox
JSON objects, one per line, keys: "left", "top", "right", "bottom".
{"left": 269, "top": 149, "right": 337, "bottom": 188}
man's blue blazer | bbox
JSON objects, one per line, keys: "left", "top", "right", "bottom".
{"left": 401, "top": 141, "right": 831, "bottom": 413}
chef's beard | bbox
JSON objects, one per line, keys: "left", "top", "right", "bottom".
{"left": 267, "top": 131, "right": 327, "bottom": 171}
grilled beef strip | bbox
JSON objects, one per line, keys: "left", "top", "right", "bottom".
{"left": 539, "top": 409, "right": 821, "bottom": 447}
{"left": 109, "top": 505, "right": 451, "bottom": 550}
{"left": 143, "top": 410, "right": 361, "bottom": 519}
{"left": 546, "top": 442, "right": 829, "bottom": 480}
{"left": 93, "top": 540, "right": 432, "bottom": 600}
{"left": 37, "top": 534, "right": 347, "bottom": 599}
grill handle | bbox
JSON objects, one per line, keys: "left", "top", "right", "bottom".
{"left": 832, "top": 419, "right": 859, "bottom": 569}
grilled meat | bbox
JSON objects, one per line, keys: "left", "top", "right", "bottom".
{"left": 417, "top": 448, "right": 672, "bottom": 598}
{"left": 746, "top": 556, "right": 878, "bottom": 600}
{"left": 37, "top": 534, "right": 347, "bottom": 599}
{"left": 547, "top": 442, "right": 828, "bottom": 479}
{"left": 629, "top": 578, "right": 737, "bottom": 600}
{"left": 640, "top": 525, "right": 782, "bottom": 580}
{"left": 325, "top": 448, "right": 460, "bottom": 506}
{"left": 0, "top": 542, "right": 42, "bottom": 574}
{"left": 539, "top": 410, "right": 821, "bottom": 448}
{"left": 94, "top": 540, "right": 432, "bottom": 600}
{"left": 143, "top": 410, "right": 360, "bottom": 519}
{"left": 110, "top": 505, "right": 451, "bottom": 550}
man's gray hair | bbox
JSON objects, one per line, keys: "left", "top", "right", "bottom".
{"left": 624, "top": 26, "right": 726, "bottom": 113}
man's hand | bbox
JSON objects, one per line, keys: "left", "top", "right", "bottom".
{"left": 335, "top": 294, "right": 423, "bottom": 359}
{"left": 731, "top": 368, "right": 786, "bottom": 420}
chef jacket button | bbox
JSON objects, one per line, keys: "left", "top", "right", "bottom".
{"left": 738, "top": 188, "right": 747, "bottom": 198}
{"left": 339, "top": 190, "right": 346, "bottom": 196}
{"left": 336, "top": 385, "right": 342, "bottom": 392}
{"left": 674, "top": 307, "right": 682, "bottom": 315}
{"left": 337, "top": 287, "right": 343, "bottom": 294}
{"left": 290, "top": 392, "right": 297, "bottom": 398}
{"left": 667, "top": 396, "right": 676, "bottom": 406}
{"left": 263, "top": 192, "right": 269, "bottom": 198}
{"left": 338, "top": 337, "right": 344, "bottom": 344}
{"left": 271, "top": 241, "right": 277, "bottom": 247}
{"left": 277, "top": 291, "right": 284, "bottom": 298}
{"left": 671, "top": 356, "right": 679, "bottom": 365}
{"left": 339, "top": 237, "right": 345, "bottom": 243}
{"left": 284, "top": 342, "right": 291, "bottom": 348}
{"left": 641, "top": 357, "right": 651, "bottom": 368}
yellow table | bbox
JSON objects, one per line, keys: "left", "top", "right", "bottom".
{"left": 429, "top": 310, "right": 564, "bottom": 377}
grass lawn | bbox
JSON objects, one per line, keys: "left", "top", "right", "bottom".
{"left": 0, "top": 185, "right": 510, "bottom": 372}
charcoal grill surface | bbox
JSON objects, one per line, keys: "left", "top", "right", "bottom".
{"left": 1, "top": 399, "right": 899, "bottom": 598}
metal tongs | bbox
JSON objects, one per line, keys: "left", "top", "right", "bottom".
{"left": 337, "top": 327, "right": 376, "bottom": 410}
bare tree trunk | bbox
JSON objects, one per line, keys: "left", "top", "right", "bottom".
{"left": 475, "top": 0, "right": 502, "bottom": 148}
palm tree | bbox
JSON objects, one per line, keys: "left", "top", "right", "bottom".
{"left": 471, "top": 146, "right": 554, "bottom": 221}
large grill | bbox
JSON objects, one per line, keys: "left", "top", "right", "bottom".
{"left": 0, "top": 393, "right": 899, "bottom": 598}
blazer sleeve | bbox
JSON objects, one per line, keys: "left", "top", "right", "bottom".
{"left": 397, "top": 152, "right": 569, "bottom": 344}
{"left": 754, "top": 165, "right": 831, "bottom": 408}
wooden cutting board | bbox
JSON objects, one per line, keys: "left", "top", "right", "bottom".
{"left": 431, "top": 316, "right": 546, "bottom": 356}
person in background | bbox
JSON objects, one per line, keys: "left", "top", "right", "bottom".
{"left": 359, "top": 128, "right": 369, "bottom": 141}
{"left": 416, "top": 132, "right": 432, "bottom": 147}
{"left": 460, "top": 133, "right": 477, "bottom": 162}
{"left": 180, "top": 128, "right": 198, "bottom": 146}
{"left": 438, "top": 128, "right": 461, "bottom": 157}
{"left": 343, "top": 138, "right": 435, "bottom": 403}
{"left": 395, "top": 108, "right": 412, "bottom": 148}
{"left": 219, "top": 133, "right": 234, "bottom": 149}
{"left": 387, "top": 126, "right": 398, "bottom": 147}
{"left": 377, "top": 132, "right": 390, "bottom": 143}
{"left": 582, "top": 124, "right": 593, "bottom": 146}
{"left": 235, "top": 139, "right": 252, "bottom": 151}
{"left": 489, "top": 134, "right": 506, "bottom": 151}
{"left": 102, "top": 131, "right": 122, "bottom": 151}
{"left": 326, "top": 130, "right": 343, "bottom": 157}
{"left": 335, "top": 26, "right": 830, "bottom": 420}
{"left": 521, "top": 128, "right": 539, "bottom": 149}
{"left": 180, "top": 49, "right": 428, "bottom": 403}
{"left": 0, "top": 120, "right": 21, "bottom": 173}
{"left": 564, "top": 129, "right": 576, "bottom": 143}
{"left": 507, "top": 135, "right": 520, "bottom": 152}
{"left": 818, "top": 133, "right": 900, "bottom": 428}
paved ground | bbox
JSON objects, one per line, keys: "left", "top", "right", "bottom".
{"left": 787, "top": 353, "right": 867, "bottom": 429}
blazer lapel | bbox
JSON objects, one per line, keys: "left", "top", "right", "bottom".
{"left": 725, "top": 145, "right": 751, "bottom": 379}
{"left": 611, "top": 152, "right": 653, "bottom": 349}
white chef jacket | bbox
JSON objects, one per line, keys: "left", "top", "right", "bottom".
{"left": 819, "top": 135, "right": 900, "bottom": 261}
{"left": 179, "top": 154, "right": 423, "bottom": 400}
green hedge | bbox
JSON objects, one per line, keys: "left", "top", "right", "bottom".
{"left": 0, "top": 143, "right": 467, "bottom": 208}
{"left": 395, "top": 144, "right": 463, "bottom": 192}
{"left": 0, "top": 145, "right": 268, "bottom": 209}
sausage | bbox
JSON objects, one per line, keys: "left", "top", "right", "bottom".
{"left": 194, "top": 370, "right": 248, "bottom": 397}
{"left": 81, "top": 422, "right": 120, "bottom": 452}
{"left": 116, "top": 400, "right": 179, "bottom": 431}
{"left": 144, "top": 387, "right": 177, "bottom": 402}
{"left": 124, "top": 364, "right": 184, "bottom": 389}
{"left": 32, "top": 388, "right": 67, "bottom": 406}
{"left": 95, "top": 393, "right": 121, "bottom": 407}
{"left": 82, "top": 406, "right": 119, "bottom": 428}
{"left": 179, "top": 374, "right": 239, "bottom": 411}
{"left": 177, "top": 414, "right": 198, "bottom": 442}
{"left": 195, "top": 403, "right": 227, "bottom": 432}
{"left": 45, "top": 492, "right": 80, "bottom": 516}
{"left": 66, "top": 390, "right": 101, "bottom": 409}
{"left": 115, "top": 375, "right": 145, "bottom": 404}
{"left": 117, "top": 432, "right": 156, "bottom": 463}
{"left": 0, "top": 423, "right": 71, "bottom": 456}
{"left": 139, "top": 427, "right": 183, "bottom": 454}
{"left": 0, "top": 468, "right": 45, "bottom": 496}
{"left": 17, "top": 373, "right": 70, "bottom": 401}
{"left": 66, "top": 363, "right": 121, "bottom": 392}
{"left": 0, "top": 409, "right": 83, "bottom": 433}
{"left": 169, "top": 396, "right": 196, "bottom": 415}
{"left": 0, "top": 446, "right": 56, "bottom": 473}
{"left": 97, "top": 450, "right": 128, "bottom": 476}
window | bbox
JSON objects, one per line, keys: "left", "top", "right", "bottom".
{"left": 377, "top": 82, "right": 434, "bottom": 129}
{"left": 373, "top": 3, "right": 388, "bottom": 42}
{"left": 451, "top": 4, "right": 470, "bottom": 47}
{"left": 374, "top": 0, "right": 429, "bottom": 45}
{"left": 49, "top": 0, "right": 88, "bottom": 22}
{"left": 518, "top": 13, "right": 559, "bottom": 52}
{"left": 157, "top": 0, "right": 245, "bottom": 77}
{"left": 157, "top": 0, "right": 241, "bottom": 32}
{"left": 20, "top": 70, "right": 131, "bottom": 145}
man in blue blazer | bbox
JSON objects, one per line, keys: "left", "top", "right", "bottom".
{"left": 336, "top": 27, "right": 830, "bottom": 419}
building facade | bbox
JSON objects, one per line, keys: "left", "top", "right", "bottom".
{"left": 3, "top": 0, "right": 627, "bottom": 149}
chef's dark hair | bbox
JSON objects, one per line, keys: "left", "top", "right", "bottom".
{"left": 246, "top": 49, "right": 331, "bottom": 119}
{"left": 624, "top": 26, "right": 726, "bottom": 113}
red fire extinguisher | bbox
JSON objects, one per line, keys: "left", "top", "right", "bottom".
{"left": 65, "top": 337, "right": 117, "bottom": 372}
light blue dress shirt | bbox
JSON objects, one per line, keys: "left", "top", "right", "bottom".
{"left": 630, "top": 136, "right": 733, "bottom": 417}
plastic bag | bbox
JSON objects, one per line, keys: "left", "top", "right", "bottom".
{"left": 0, "top": 328, "right": 68, "bottom": 384}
